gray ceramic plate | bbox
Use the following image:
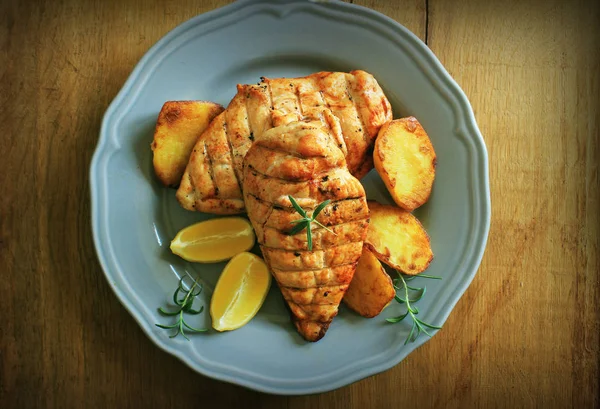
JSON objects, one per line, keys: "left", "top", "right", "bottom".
{"left": 90, "top": 0, "right": 490, "bottom": 395}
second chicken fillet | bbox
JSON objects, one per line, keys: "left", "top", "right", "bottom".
{"left": 176, "top": 70, "right": 392, "bottom": 214}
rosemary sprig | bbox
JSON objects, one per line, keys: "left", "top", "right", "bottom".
{"left": 287, "top": 195, "right": 336, "bottom": 251}
{"left": 155, "top": 276, "right": 208, "bottom": 340}
{"left": 387, "top": 271, "right": 443, "bottom": 345}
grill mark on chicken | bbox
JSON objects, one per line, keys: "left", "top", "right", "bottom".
{"left": 245, "top": 161, "right": 332, "bottom": 182}
{"left": 221, "top": 118, "right": 245, "bottom": 197}
{"left": 272, "top": 261, "right": 357, "bottom": 276}
{"left": 243, "top": 123, "right": 368, "bottom": 341}
{"left": 193, "top": 141, "right": 216, "bottom": 198}
{"left": 266, "top": 79, "right": 277, "bottom": 124}
{"left": 224, "top": 93, "right": 252, "bottom": 188}
{"left": 269, "top": 78, "right": 303, "bottom": 127}
{"left": 244, "top": 167, "right": 365, "bottom": 207}
{"left": 177, "top": 71, "right": 391, "bottom": 214}
{"left": 315, "top": 73, "right": 366, "bottom": 174}
{"left": 258, "top": 219, "right": 369, "bottom": 251}
{"left": 294, "top": 82, "right": 305, "bottom": 119}
{"left": 247, "top": 146, "right": 337, "bottom": 182}
{"left": 248, "top": 145, "right": 314, "bottom": 160}
{"left": 242, "top": 94, "right": 254, "bottom": 141}
{"left": 245, "top": 192, "right": 364, "bottom": 229}
{"left": 246, "top": 193, "right": 368, "bottom": 229}
{"left": 260, "top": 207, "right": 274, "bottom": 235}
{"left": 274, "top": 204, "right": 368, "bottom": 230}
{"left": 321, "top": 110, "right": 347, "bottom": 154}
{"left": 186, "top": 172, "right": 194, "bottom": 207}
{"left": 199, "top": 113, "right": 244, "bottom": 200}
{"left": 247, "top": 191, "right": 364, "bottom": 211}
{"left": 266, "top": 85, "right": 275, "bottom": 132}
{"left": 297, "top": 78, "right": 347, "bottom": 155}
{"left": 344, "top": 77, "right": 369, "bottom": 146}
{"left": 281, "top": 284, "right": 349, "bottom": 305}
{"left": 262, "top": 242, "right": 363, "bottom": 271}
{"left": 245, "top": 83, "right": 274, "bottom": 145}
{"left": 203, "top": 141, "right": 217, "bottom": 196}
{"left": 347, "top": 71, "right": 393, "bottom": 146}
{"left": 272, "top": 264, "right": 358, "bottom": 290}
{"left": 242, "top": 91, "right": 255, "bottom": 165}
{"left": 318, "top": 89, "right": 332, "bottom": 118}
{"left": 246, "top": 192, "right": 369, "bottom": 227}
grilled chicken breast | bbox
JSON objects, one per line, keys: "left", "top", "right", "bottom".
{"left": 243, "top": 122, "right": 370, "bottom": 341}
{"left": 177, "top": 70, "right": 391, "bottom": 214}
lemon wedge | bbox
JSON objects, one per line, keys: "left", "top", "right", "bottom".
{"left": 210, "top": 252, "right": 271, "bottom": 331}
{"left": 170, "top": 217, "right": 255, "bottom": 263}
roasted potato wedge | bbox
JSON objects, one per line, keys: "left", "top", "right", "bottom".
{"left": 365, "top": 201, "right": 433, "bottom": 275}
{"left": 344, "top": 246, "right": 395, "bottom": 318}
{"left": 374, "top": 117, "right": 436, "bottom": 211}
{"left": 151, "top": 101, "right": 224, "bottom": 187}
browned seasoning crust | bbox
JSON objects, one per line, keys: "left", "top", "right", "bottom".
{"left": 177, "top": 70, "right": 391, "bottom": 214}
{"left": 243, "top": 122, "right": 370, "bottom": 342}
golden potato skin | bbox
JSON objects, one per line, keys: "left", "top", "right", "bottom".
{"left": 343, "top": 246, "right": 395, "bottom": 318}
{"left": 374, "top": 117, "right": 436, "bottom": 211}
{"left": 364, "top": 201, "right": 433, "bottom": 275}
{"left": 151, "top": 101, "right": 224, "bottom": 187}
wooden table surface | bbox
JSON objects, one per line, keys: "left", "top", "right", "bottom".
{"left": 2, "top": 0, "right": 598, "bottom": 407}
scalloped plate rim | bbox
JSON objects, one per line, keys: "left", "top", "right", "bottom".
{"left": 90, "top": 0, "right": 491, "bottom": 395}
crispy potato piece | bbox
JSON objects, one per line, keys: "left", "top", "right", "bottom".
{"left": 374, "top": 117, "right": 436, "bottom": 211}
{"left": 365, "top": 201, "right": 433, "bottom": 275}
{"left": 151, "top": 101, "right": 224, "bottom": 187}
{"left": 343, "top": 246, "right": 395, "bottom": 318}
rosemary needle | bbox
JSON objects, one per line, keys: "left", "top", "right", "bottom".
{"left": 386, "top": 272, "right": 442, "bottom": 344}
{"left": 287, "top": 195, "right": 336, "bottom": 251}
{"left": 155, "top": 276, "right": 208, "bottom": 340}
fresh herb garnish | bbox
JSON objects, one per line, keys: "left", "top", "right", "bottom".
{"left": 155, "top": 276, "right": 208, "bottom": 340}
{"left": 287, "top": 195, "right": 336, "bottom": 251}
{"left": 387, "top": 272, "right": 442, "bottom": 344}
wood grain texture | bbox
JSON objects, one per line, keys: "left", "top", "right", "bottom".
{"left": 0, "top": 0, "right": 598, "bottom": 408}
{"left": 427, "top": 1, "right": 600, "bottom": 408}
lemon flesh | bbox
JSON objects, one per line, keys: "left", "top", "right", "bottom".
{"left": 170, "top": 217, "right": 255, "bottom": 263}
{"left": 210, "top": 252, "right": 271, "bottom": 331}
